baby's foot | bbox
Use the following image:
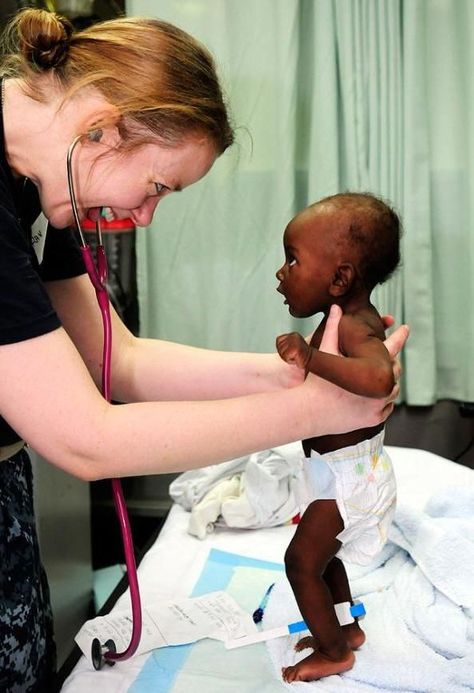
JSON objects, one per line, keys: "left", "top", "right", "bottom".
{"left": 282, "top": 648, "right": 355, "bottom": 683}
{"left": 294, "top": 636, "right": 317, "bottom": 652}
{"left": 342, "top": 623, "right": 366, "bottom": 650}
{"left": 294, "top": 624, "right": 365, "bottom": 654}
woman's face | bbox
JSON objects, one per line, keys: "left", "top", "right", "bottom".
{"left": 42, "top": 134, "right": 218, "bottom": 229}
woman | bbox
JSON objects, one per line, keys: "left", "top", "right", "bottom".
{"left": 0, "top": 9, "right": 408, "bottom": 691}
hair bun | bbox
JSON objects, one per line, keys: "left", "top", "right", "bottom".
{"left": 16, "top": 9, "right": 73, "bottom": 70}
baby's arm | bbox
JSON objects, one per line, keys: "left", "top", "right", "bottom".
{"left": 276, "top": 314, "right": 394, "bottom": 398}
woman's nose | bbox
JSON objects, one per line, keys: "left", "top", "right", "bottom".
{"left": 131, "top": 198, "right": 160, "bottom": 227}
{"left": 276, "top": 265, "right": 284, "bottom": 281}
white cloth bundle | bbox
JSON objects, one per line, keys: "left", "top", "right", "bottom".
{"left": 169, "top": 443, "right": 304, "bottom": 538}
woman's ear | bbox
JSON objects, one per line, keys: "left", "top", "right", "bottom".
{"left": 87, "top": 129, "right": 103, "bottom": 142}
{"left": 329, "top": 262, "right": 356, "bottom": 297}
{"left": 82, "top": 107, "right": 121, "bottom": 147}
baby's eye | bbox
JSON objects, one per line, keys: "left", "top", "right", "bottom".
{"left": 154, "top": 182, "right": 166, "bottom": 195}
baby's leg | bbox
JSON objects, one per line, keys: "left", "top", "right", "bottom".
{"left": 282, "top": 499, "right": 354, "bottom": 683}
{"left": 294, "top": 556, "right": 365, "bottom": 652}
{"left": 324, "top": 556, "right": 366, "bottom": 650}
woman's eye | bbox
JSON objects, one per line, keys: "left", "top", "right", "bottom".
{"left": 288, "top": 257, "right": 297, "bottom": 267}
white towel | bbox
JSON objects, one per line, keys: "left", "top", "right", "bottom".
{"left": 389, "top": 485, "right": 474, "bottom": 607}
{"left": 263, "top": 485, "right": 474, "bottom": 692}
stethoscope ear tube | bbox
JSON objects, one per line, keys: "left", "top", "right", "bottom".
{"left": 68, "top": 135, "right": 143, "bottom": 667}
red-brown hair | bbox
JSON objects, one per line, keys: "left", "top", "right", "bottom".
{"left": 1, "top": 8, "right": 234, "bottom": 153}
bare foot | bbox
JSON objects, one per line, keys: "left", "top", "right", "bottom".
{"left": 294, "top": 624, "right": 365, "bottom": 654}
{"left": 294, "top": 636, "right": 317, "bottom": 652}
{"left": 342, "top": 623, "right": 366, "bottom": 650}
{"left": 282, "top": 648, "right": 355, "bottom": 682}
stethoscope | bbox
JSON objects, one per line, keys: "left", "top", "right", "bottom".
{"left": 67, "top": 131, "right": 142, "bottom": 670}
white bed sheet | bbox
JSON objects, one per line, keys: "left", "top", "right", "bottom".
{"left": 61, "top": 447, "right": 474, "bottom": 692}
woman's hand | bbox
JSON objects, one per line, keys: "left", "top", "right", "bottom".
{"left": 303, "top": 304, "right": 409, "bottom": 434}
{"left": 381, "top": 314, "right": 395, "bottom": 330}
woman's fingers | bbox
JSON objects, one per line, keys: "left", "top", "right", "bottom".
{"left": 381, "top": 400, "right": 395, "bottom": 419}
{"left": 384, "top": 324, "right": 408, "bottom": 399}
{"left": 388, "top": 380, "right": 400, "bottom": 403}
{"left": 392, "top": 359, "right": 402, "bottom": 383}
{"left": 319, "top": 304, "right": 343, "bottom": 354}
{"left": 383, "top": 324, "right": 410, "bottom": 359}
{"left": 381, "top": 314, "right": 395, "bottom": 329}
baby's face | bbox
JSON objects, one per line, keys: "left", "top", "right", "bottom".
{"left": 275, "top": 208, "right": 342, "bottom": 318}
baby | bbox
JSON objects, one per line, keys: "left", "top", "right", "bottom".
{"left": 275, "top": 192, "right": 401, "bottom": 682}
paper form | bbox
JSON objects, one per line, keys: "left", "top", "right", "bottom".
{"left": 75, "top": 591, "right": 258, "bottom": 667}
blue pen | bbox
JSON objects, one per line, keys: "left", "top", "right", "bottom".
{"left": 252, "top": 583, "right": 275, "bottom": 623}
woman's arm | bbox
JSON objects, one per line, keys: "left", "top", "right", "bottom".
{"left": 16, "top": 282, "right": 407, "bottom": 481}
{"left": 46, "top": 275, "right": 304, "bottom": 401}
{"left": 0, "top": 316, "right": 406, "bottom": 482}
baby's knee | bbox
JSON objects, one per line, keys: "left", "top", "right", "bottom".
{"left": 284, "top": 543, "right": 316, "bottom": 582}
{"left": 327, "top": 555, "right": 344, "bottom": 572}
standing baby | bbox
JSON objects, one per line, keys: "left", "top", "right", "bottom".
{"left": 276, "top": 192, "right": 401, "bottom": 682}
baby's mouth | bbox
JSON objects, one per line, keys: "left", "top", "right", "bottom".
{"left": 276, "top": 285, "right": 288, "bottom": 304}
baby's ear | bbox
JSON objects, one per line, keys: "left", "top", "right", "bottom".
{"left": 329, "top": 263, "right": 355, "bottom": 297}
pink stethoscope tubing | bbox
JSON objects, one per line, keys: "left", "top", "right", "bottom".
{"left": 67, "top": 134, "right": 142, "bottom": 668}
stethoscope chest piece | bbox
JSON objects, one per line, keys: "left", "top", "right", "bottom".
{"left": 91, "top": 637, "right": 117, "bottom": 670}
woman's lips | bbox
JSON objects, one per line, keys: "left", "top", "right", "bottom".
{"left": 86, "top": 207, "right": 101, "bottom": 222}
{"left": 86, "top": 206, "right": 115, "bottom": 222}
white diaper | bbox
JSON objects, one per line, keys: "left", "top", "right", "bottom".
{"left": 301, "top": 431, "right": 396, "bottom": 565}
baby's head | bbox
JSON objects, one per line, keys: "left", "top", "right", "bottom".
{"left": 276, "top": 192, "right": 401, "bottom": 318}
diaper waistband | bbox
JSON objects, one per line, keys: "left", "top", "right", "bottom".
{"left": 309, "top": 430, "right": 385, "bottom": 463}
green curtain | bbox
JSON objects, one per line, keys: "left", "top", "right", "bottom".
{"left": 128, "top": 0, "right": 474, "bottom": 405}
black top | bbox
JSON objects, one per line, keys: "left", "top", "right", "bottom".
{"left": 0, "top": 79, "right": 86, "bottom": 443}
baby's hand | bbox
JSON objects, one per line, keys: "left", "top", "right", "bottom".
{"left": 276, "top": 332, "right": 311, "bottom": 371}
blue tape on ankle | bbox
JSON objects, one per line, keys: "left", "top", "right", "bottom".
{"left": 350, "top": 603, "right": 366, "bottom": 618}
{"left": 285, "top": 603, "right": 365, "bottom": 636}
{"left": 288, "top": 620, "right": 306, "bottom": 634}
